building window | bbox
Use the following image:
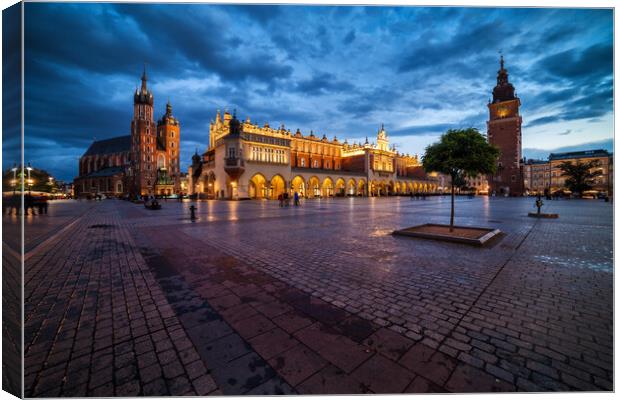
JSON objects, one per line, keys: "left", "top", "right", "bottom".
{"left": 228, "top": 147, "right": 236, "bottom": 159}
{"left": 300, "top": 158, "right": 306, "bottom": 167}
{"left": 313, "top": 159, "right": 319, "bottom": 168}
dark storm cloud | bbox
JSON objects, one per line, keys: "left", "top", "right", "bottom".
{"left": 294, "top": 73, "right": 354, "bottom": 95}
{"left": 21, "top": 4, "right": 612, "bottom": 181}
{"left": 537, "top": 43, "right": 613, "bottom": 81}
{"left": 399, "top": 21, "right": 513, "bottom": 73}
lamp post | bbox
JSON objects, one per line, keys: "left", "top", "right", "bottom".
{"left": 11, "top": 164, "right": 17, "bottom": 194}
{"left": 26, "top": 163, "right": 33, "bottom": 194}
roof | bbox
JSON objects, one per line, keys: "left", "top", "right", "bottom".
{"left": 80, "top": 166, "right": 125, "bottom": 178}
{"left": 525, "top": 159, "right": 548, "bottom": 165}
{"left": 83, "top": 135, "right": 131, "bottom": 157}
{"left": 549, "top": 149, "right": 610, "bottom": 161}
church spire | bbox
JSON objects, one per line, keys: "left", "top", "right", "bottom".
{"left": 141, "top": 64, "right": 148, "bottom": 93}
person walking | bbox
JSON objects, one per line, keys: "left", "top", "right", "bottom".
{"left": 278, "top": 193, "right": 284, "bottom": 207}
{"left": 294, "top": 191, "right": 300, "bottom": 207}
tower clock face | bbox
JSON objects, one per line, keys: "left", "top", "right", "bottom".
{"left": 496, "top": 104, "right": 510, "bottom": 118}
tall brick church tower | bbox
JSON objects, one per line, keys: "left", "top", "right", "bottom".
{"left": 487, "top": 56, "right": 524, "bottom": 196}
{"left": 130, "top": 67, "right": 157, "bottom": 196}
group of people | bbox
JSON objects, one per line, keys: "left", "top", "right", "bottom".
{"left": 3, "top": 194, "right": 49, "bottom": 215}
{"left": 409, "top": 192, "right": 427, "bottom": 200}
{"left": 277, "top": 191, "right": 301, "bottom": 207}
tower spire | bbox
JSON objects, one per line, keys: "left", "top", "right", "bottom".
{"left": 141, "top": 63, "right": 148, "bottom": 93}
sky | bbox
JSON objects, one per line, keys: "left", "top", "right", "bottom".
{"left": 12, "top": 3, "right": 614, "bottom": 181}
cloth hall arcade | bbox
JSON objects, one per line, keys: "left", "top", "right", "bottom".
{"left": 188, "top": 111, "right": 439, "bottom": 200}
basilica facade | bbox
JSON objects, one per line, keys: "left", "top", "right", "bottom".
{"left": 188, "top": 111, "right": 440, "bottom": 200}
{"left": 74, "top": 68, "right": 182, "bottom": 198}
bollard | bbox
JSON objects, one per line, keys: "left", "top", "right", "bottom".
{"left": 189, "top": 205, "right": 196, "bottom": 221}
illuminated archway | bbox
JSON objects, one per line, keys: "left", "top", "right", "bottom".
{"left": 347, "top": 178, "right": 356, "bottom": 196}
{"left": 291, "top": 175, "right": 305, "bottom": 197}
{"left": 357, "top": 179, "right": 366, "bottom": 196}
{"left": 322, "top": 177, "right": 334, "bottom": 197}
{"left": 394, "top": 182, "right": 401, "bottom": 194}
{"left": 308, "top": 176, "right": 320, "bottom": 197}
{"left": 249, "top": 173, "right": 267, "bottom": 199}
{"left": 335, "top": 178, "right": 346, "bottom": 196}
{"left": 270, "top": 174, "right": 286, "bottom": 199}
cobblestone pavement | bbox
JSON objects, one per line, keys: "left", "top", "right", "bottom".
{"left": 22, "top": 196, "right": 613, "bottom": 395}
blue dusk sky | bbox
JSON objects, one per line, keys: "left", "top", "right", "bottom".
{"left": 19, "top": 3, "right": 613, "bottom": 181}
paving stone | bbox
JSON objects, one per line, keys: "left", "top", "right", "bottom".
{"left": 364, "top": 327, "right": 414, "bottom": 361}
{"left": 247, "top": 327, "right": 300, "bottom": 360}
{"left": 267, "top": 344, "right": 328, "bottom": 387}
{"left": 22, "top": 198, "right": 612, "bottom": 395}
{"left": 446, "top": 363, "right": 515, "bottom": 392}
{"left": 349, "top": 354, "right": 415, "bottom": 393}
{"left": 296, "top": 364, "right": 368, "bottom": 394}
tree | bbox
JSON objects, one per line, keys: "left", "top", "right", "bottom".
{"left": 559, "top": 160, "right": 603, "bottom": 196}
{"left": 422, "top": 128, "right": 499, "bottom": 231}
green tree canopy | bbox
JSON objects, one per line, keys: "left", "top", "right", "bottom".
{"left": 559, "top": 160, "right": 603, "bottom": 195}
{"left": 422, "top": 128, "right": 499, "bottom": 180}
{"left": 422, "top": 128, "right": 499, "bottom": 230}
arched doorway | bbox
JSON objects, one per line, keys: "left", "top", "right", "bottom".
{"left": 394, "top": 182, "right": 401, "bottom": 195}
{"left": 335, "top": 178, "right": 345, "bottom": 196}
{"left": 308, "top": 176, "right": 320, "bottom": 197}
{"left": 321, "top": 177, "right": 334, "bottom": 197}
{"left": 207, "top": 172, "right": 216, "bottom": 198}
{"left": 347, "top": 178, "right": 356, "bottom": 196}
{"left": 291, "top": 176, "right": 305, "bottom": 197}
{"left": 270, "top": 175, "right": 286, "bottom": 199}
{"left": 357, "top": 179, "right": 366, "bottom": 196}
{"left": 249, "top": 173, "right": 267, "bottom": 199}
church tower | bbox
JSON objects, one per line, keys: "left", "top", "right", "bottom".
{"left": 487, "top": 56, "right": 524, "bottom": 196}
{"left": 156, "top": 100, "right": 181, "bottom": 194}
{"left": 130, "top": 66, "right": 156, "bottom": 196}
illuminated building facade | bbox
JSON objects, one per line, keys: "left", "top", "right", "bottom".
{"left": 523, "top": 150, "right": 613, "bottom": 194}
{"left": 188, "top": 111, "right": 439, "bottom": 199}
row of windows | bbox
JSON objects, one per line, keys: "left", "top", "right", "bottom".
{"left": 249, "top": 146, "right": 288, "bottom": 164}
{"left": 244, "top": 133, "right": 289, "bottom": 147}
{"left": 297, "top": 157, "right": 336, "bottom": 169}
{"left": 373, "top": 161, "right": 393, "bottom": 172}
{"left": 292, "top": 141, "right": 339, "bottom": 156}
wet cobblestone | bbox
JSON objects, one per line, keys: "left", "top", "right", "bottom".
{"left": 23, "top": 196, "right": 613, "bottom": 394}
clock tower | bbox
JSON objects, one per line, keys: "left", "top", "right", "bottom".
{"left": 487, "top": 56, "right": 524, "bottom": 196}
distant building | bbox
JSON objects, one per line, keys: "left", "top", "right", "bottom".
{"left": 523, "top": 149, "right": 613, "bottom": 194}
{"left": 523, "top": 159, "right": 551, "bottom": 194}
{"left": 487, "top": 56, "right": 524, "bottom": 196}
{"left": 465, "top": 175, "right": 490, "bottom": 194}
{"left": 74, "top": 68, "right": 182, "bottom": 198}
{"left": 188, "top": 112, "right": 438, "bottom": 199}
{"left": 549, "top": 149, "right": 613, "bottom": 193}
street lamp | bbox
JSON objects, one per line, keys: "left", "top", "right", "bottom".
{"left": 11, "top": 164, "right": 17, "bottom": 194}
{"left": 26, "top": 163, "right": 33, "bottom": 194}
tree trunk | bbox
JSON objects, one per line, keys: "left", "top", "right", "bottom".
{"left": 450, "top": 183, "right": 455, "bottom": 232}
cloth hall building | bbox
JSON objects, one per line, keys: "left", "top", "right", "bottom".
{"left": 188, "top": 111, "right": 440, "bottom": 200}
